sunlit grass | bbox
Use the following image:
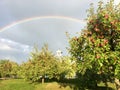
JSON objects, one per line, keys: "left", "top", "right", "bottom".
{"left": 0, "top": 79, "right": 116, "bottom": 90}
{"left": 0, "top": 79, "right": 34, "bottom": 90}
{"left": 35, "top": 82, "right": 71, "bottom": 90}
{"left": 0, "top": 79, "right": 71, "bottom": 90}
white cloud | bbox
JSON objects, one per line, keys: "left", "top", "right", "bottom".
{"left": 114, "top": 0, "right": 120, "bottom": 5}
{"left": 0, "top": 38, "right": 32, "bottom": 52}
{"left": 0, "top": 38, "right": 32, "bottom": 63}
{"left": 0, "top": 43, "right": 12, "bottom": 50}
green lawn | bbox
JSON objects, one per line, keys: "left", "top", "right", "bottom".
{"left": 0, "top": 79, "right": 71, "bottom": 90}
{"left": 0, "top": 79, "right": 116, "bottom": 90}
{"left": 0, "top": 79, "right": 34, "bottom": 90}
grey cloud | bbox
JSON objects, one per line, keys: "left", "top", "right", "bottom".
{"left": 0, "top": 38, "right": 32, "bottom": 63}
{"left": 0, "top": 0, "right": 108, "bottom": 27}
{"left": 0, "top": 49, "right": 29, "bottom": 63}
{"left": 0, "top": 38, "right": 32, "bottom": 52}
{"left": 0, "top": 19, "right": 86, "bottom": 56}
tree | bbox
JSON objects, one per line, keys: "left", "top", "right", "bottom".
{"left": 0, "top": 60, "right": 13, "bottom": 78}
{"left": 69, "top": 0, "right": 120, "bottom": 89}
{"left": 0, "top": 59, "right": 19, "bottom": 78}
{"left": 10, "top": 61, "right": 19, "bottom": 78}
{"left": 22, "top": 44, "right": 60, "bottom": 83}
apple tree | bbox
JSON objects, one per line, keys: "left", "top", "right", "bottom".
{"left": 21, "top": 44, "right": 61, "bottom": 83}
{"left": 69, "top": 0, "right": 120, "bottom": 89}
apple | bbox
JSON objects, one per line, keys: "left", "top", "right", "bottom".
{"left": 96, "top": 55, "right": 100, "bottom": 59}
{"left": 110, "top": 21, "right": 114, "bottom": 24}
{"left": 104, "top": 14, "right": 109, "bottom": 19}
{"left": 95, "top": 28, "right": 99, "bottom": 32}
{"left": 99, "top": 43, "right": 104, "bottom": 47}
{"left": 104, "top": 39, "right": 108, "bottom": 44}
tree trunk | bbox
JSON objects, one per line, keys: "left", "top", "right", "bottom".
{"left": 115, "top": 78, "right": 120, "bottom": 90}
{"left": 42, "top": 77, "right": 44, "bottom": 84}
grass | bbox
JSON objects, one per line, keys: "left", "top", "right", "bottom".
{"left": 97, "top": 82, "right": 116, "bottom": 90}
{"left": 35, "top": 82, "right": 71, "bottom": 90}
{"left": 0, "top": 79, "right": 71, "bottom": 90}
{"left": 0, "top": 79, "right": 34, "bottom": 90}
{"left": 0, "top": 79, "right": 116, "bottom": 90}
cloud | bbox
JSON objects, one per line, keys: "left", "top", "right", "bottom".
{"left": 114, "top": 0, "right": 120, "bottom": 5}
{"left": 0, "top": 43, "right": 12, "bottom": 50}
{"left": 0, "top": 50, "right": 29, "bottom": 63}
{"left": 0, "top": 38, "right": 32, "bottom": 63}
{"left": 0, "top": 0, "right": 108, "bottom": 28}
{"left": 0, "top": 38, "right": 32, "bottom": 52}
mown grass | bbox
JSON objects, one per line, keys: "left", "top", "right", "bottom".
{"left": 0, "top": 79, "right": 71, "bottom": 90}
{"left": 0, "top": 79, "right": 116, "bottom": 90}
{"left": 0, "top": 79, "right": 34, "bottom": 90}
{"left": 35, "top": 82, "right": 71, "bottom": 90}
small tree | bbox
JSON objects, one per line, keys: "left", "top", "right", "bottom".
{"left": 0, "top": 59, "right": 19, "bottom": 78}
{"left": 10, "top": 62, "right": 19, "bottom": 78}
{"left": 0, "top": 60, "right": 13, "bottom": 78}
{"left": 22, "top": 44, "right": 60, "bottom": 83}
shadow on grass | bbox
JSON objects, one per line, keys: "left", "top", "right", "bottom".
{"left": 29, "top": 77, "right": 115, "bottom": 90}
{"left": 57, "top": 78, "right": 115, "bottom": 90}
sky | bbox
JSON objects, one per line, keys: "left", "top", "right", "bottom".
{"left": 0, "top": 0, "right": 120, "bottom": 63}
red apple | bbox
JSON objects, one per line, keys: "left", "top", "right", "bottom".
{"left": 104, "top": 39, "right": 108, "bottom": 44}
{"left": 104, "top": 14, "right": 109, "bottom": 19}
{"left": 96, "top": 55, "right": 100, "bottom": 59}
{"left": 95, "top": 28, "right": 99, "bottom": 32}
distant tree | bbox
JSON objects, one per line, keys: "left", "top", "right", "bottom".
{"left": 22, "top": 44, "right": 60, "bottom": 83}
{"left": 10, "top": 61, "right": 19, "bottom": 78}
{"left": 69, "top": 0, "right": 120, "bottom": 89}
{"left": 0, "top": 60, "right": 12, "bottom": 78}
{"left": 0, "top": 59, "right": 19, "bottom": 78}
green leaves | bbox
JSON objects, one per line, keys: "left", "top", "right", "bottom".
{"left": 68, "top": 0, "right": 120, "bottom": 88}
{"left": 0, "top": 60, "right": 19, "bottom": 78}
{"left": 21, "top": 44, "right": 59, "bottom": 82}
{"left": 20, "top": 44, "right": 76, "bottom": 83}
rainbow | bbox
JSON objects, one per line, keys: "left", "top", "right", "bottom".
{"left": 0, "top": 16, "right": 86, "bottom": 32}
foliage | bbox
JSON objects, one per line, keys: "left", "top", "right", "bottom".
{"left": 58, "top": 56, "right": 76, "bottom": 79}
{"left": 69, "top": 0, "right": 120, "bottom": 89}
{"left": 20, "top": 44, "right": 77, "bottom": 83}
{"left": 0, "top": 59, "right": 19, "bottom": 78}
{"left": 21, "top": 44, "right": 61, "bottom": 82}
